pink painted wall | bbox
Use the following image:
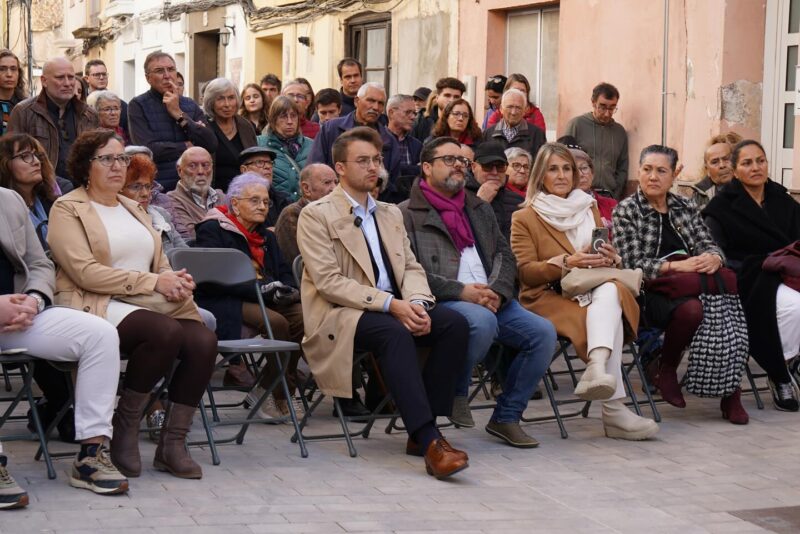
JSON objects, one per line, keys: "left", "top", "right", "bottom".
{"left": 458, "top": 0, "right": 768, "bottom": 186}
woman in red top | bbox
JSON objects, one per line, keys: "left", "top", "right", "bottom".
{"left": 485, "top": 73, "right": 546, "bottom": 134}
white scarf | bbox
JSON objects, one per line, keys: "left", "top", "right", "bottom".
{"left": 532, "top": 189, "right": 596, "bottom": 251}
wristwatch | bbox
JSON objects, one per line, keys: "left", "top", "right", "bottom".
{"left": 176, "top": 113, "right": 189, "bottom": 128}
{"left": 27, "top": 291, "right": 45, "bottom": 313}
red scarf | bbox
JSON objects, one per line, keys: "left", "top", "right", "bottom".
{"left": 218, "top": 205, "right": 265, "bottom": 268}
{"left": 506, "top": 182, "right": 527, "bottom": 197}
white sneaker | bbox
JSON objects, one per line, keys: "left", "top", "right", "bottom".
{"left": 602, "top": 400, "right": 659, "bottom": 440}
{"left": 245, "top": 387, "right": 286, "bottom": 423}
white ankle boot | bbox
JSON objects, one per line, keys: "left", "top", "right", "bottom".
{"left": 602, "top": 400, "right": 659, "bottom": 440}
{"left": 574, "top": 348, "right": 617, "bottom": 401}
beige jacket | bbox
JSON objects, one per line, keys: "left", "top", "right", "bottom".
{"left": 0, "top": 188, "right": 54, "bottom": 299}
{"left": 297, "top": 186, "right": 433, "bottom": 397}
{"left": 47, "top": 187, "right": 200, "bottom": 321}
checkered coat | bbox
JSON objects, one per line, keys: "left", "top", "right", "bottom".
{"left": 613, "top": 189, "right": 724, "bottom": 280}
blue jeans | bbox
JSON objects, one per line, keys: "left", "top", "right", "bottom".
{"left": 439, "top": 299, "right": 556, "bottom": 423}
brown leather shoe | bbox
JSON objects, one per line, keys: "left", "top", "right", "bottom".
{"left": 153, "top": 403, "right": 202, "bottom": 479}
{"left": 223, "top": 361, "right": 255, "bottom": 389}
{"left": 423, "top": 438, "right": 468, "bottom": 479}
{"left": 407, "top": 437, "right": 468, "bottom": 461}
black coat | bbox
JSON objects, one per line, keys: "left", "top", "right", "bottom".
{"left": 703, "top": 178, "right": 800, "bottom": 369}
{"left": 464, "top": 174, "right": 523, "bottom": 240}
{"left": 194, "top": 218, "right": 295, "bottom": 340}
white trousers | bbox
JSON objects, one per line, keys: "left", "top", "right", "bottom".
{"left": 585, "top": 282, "right": 626, "bottom": 401}
{"left": 0, "top": 306, "right": 120, "bottom": 451}
{"left": 777, "top": 283, "right": 800, "bottom": 361}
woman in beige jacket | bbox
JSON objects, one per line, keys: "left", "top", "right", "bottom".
{"left": 48, "top": 129, "right": 216, "bottom": 480}
{"left": 511, "top": 142, "right": 657, "bottom": 441}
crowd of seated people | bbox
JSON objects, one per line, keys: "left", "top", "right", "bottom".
{"left": 0, "top": 43, "right": 797, "bottom": 507}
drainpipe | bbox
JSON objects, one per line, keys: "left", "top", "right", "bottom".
{"left": 661, "top": 0, "right": 669, "bottom": 145}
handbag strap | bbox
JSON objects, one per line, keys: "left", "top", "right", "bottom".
{"left": 699, "top": 273, "right": 709, "bottom": 294}
{"left": 713, "top": 270, "right": 728, "bottom": 294}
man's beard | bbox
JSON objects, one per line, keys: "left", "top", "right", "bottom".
{"left": 440, "top": 174, "right": 465, "bottom": 193}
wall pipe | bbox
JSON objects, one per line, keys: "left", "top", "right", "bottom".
{"left": 661, "top": 0, "right": 669, "bottom": 145}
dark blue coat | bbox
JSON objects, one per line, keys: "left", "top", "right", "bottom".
{"left": 128, "top": 89, "right": 218, "bottom": 191}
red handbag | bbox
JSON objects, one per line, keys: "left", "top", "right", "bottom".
{"left": 762, "top": 240, "right": 800, "bottom": 291}
{"left": 645, "top": 267, "right": 739, "bottom": 298}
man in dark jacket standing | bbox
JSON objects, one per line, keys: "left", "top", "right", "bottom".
{"left": 411, "top": 77, "right": 466, "bottom": 142}
{"left": 465, "top": 141, "right": 521, "bottom": 240}
{"left": 9, "top": 57, "right": 98, "bottom": 181}
{"left": 128, "top": 52, "right": 218, "bottom": 191}
{"left": 399, "top": 137, "right": 555, "bottom": 448}
{"left": 482, "top": 88, "right": 545, "bottom": 160}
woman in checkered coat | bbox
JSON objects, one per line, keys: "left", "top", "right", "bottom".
{"left": 613, "top": 144, "right": 747, "bottom": 424}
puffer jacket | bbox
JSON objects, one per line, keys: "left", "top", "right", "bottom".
{"left": 257, "top": 130, "right": 312, "bottom": 202}
{"left": 613, "top": 188, "right": 724, "bottom": 280}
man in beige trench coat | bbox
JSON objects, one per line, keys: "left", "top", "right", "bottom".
{"left": 297, "top": 127, "right": 471, "bottom": 479}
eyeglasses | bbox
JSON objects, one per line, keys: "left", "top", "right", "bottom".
{"left": 244, "top": 159, "right": 273, "bottom": 169}
{"left": 345, "top": 156, "right": 384, "bottom": 169}
{"left": 430, "top": 155, "right": 471, "bottom": 167}
{"left": 99, "top": 106, "right": 121, "bottom": 114}
{"left": 90, "top": 154, "right": 131, "bottom": 167}
{"left": 510, "top": 162, "right": 530, "bottom": 172}
{"left": 148, "top": 66, "right": 177, "bottom": 76}
{"left": 578, "top": 165, "right": 593, "bottom": 174}
{"left": 237, "top": 196, "right": 272, "bottom": 208}
{"left": 89, "top": 72, "right": 108, "bottom": 78}
{"left": 11, "top": 151, "right": 41, "bottom": 164}
{"left": 0, "top": 66, "right": 19, "bottom": 74}
{"left": 125, "top": 183, "right": 154, "bottom": 193}
{"left": 480, "top": 162, "right": 508, "bottom": 172}
{"left": 185, "top": 161, "right": 212, "bottom": 171}
{"left": 596, "top": 104, "right": 618, "bottom": 114}
{"left": 285, "top": 93, "right": 308, "bottom": 102}
{"left": 449, "top": 111, "right": 469, "bottom": 120}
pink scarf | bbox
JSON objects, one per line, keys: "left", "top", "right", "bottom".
{"left": 419, "top": 179, "right": 475, "bottom": 252}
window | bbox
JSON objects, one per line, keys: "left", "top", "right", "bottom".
{"left": 506, "top": 8, "right": 559, "bottom": 139}
{"left": 346, "top": 13, "right": 391, "bottom": 89}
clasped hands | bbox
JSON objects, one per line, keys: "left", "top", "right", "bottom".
{"left": 461, "top": 283, "right": 501, "bottom": 313}
{"left": 389, "top": 299, "right": 431, "bottom": 336}
{"left": 155, "top": 269, "right": 195, "bottom": 302}
{"left": 566, "top": 243, "right": 621, "bottom": 269}
{"left": 0, "top": 294, "right": 39, "bottom": 333}
{"left": 667, "top": 253, "right": 722, "bottom": 274}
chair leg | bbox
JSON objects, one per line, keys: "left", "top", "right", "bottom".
{"left": 2, "top": 364, "right": 12, "bottom": 392}
{"left": 629, "top": 343, "right": 662, "bottom": 422}
{"left": 745, "top": 365, "right": 765, "bottom": 410}
{"left": 197, "top": 397, "right": 220, "bottom": 466}
{"left": 542, "top": 368, "right": 568, "bottom": 439}
{"left": 332, "top": 398, "right": 358, "bottom": 458}
{"left": 24, "top": 363, "right": 57, "bottom": 479}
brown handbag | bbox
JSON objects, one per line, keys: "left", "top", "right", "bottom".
{"left": 762, "top": 240, "right": 800, "bottom": 291}
{"left": 645, "top": 267, "right": 739, "bottom": 298}
{"left": 561, "top": 267, "right": 643, "bottom": 299}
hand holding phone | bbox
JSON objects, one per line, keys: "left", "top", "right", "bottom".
{"left": 591, "top": 227, "right": 610, "bottom": 254}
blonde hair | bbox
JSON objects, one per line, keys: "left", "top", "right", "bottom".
{"left": 522, "top": 142, "right": 580, "bottom": 207}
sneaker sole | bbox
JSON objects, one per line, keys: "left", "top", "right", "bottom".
{"left": 69, "top": 476, "right": 129, "bottom": 495}
{"left": 485, "top": 426, "right": 539, "bottom": 448}
{"left": 0, "top": 494, "right": 28, "bottom": 509}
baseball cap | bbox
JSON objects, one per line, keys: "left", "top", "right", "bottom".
{"left": 473, "top": 141, "right": 509, "bottom": 165}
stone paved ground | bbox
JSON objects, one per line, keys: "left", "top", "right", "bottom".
{"left": 1, "top": 365, "right": 799, "bottom": 534}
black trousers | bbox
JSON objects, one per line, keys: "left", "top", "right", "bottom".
{"left": 353, "top": 306, "right": 469, "bottom": 436}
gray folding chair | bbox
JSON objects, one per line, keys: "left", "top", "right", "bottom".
{"left": 168, "top": 247, "right": 308, "bottom": 461}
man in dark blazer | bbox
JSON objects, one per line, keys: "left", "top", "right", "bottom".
{"left": 399, "top": 137, "right": 556, "bottom": 448}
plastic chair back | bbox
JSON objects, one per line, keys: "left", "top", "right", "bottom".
{"left": 168, "top": 248, "right": 256, "bottom": 287}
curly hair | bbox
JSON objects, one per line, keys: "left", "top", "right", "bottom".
{"left": 124, "top": 154, "right": 157, "bottom": 187}
{"left": 67, "top": 128, "right": 124, "bottom": 187}
{"left": 0, "top": 49, "right": 26, "bottom": 102}
{"left": 431, "top": 98, "right": 482, "bottom": 142}
{"left": 238, "top": 83, "right": 269, "bottom": 133}
{"left": 0, "top": 134, "right": 57, "bottom": 203}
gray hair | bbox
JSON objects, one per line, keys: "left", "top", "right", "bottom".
{"left": 299, "top": 163, "right": 334, "bottom": 184}
{"left": 639, "top": 144, "right": 679, "bottom": 171}
{"left": 356, "top": 82, "right": 386, "bottom": 98}
{"left": 86, "top": 90, "right": 120, "bottom": 111}
{"left": 202, "top": 77, "right": 239, "bottom": 120}
{"left": 226, "top": 172, "right": 270, "bottom": 209}
{"left": 504, "top": 147, "right": 532, "bottom": 164}
{"left": 386, "top": 94, "right": 413, "bottom": 111}
{"left": 176, "top": 146, "right": 212, "bottom": 169}
{"left": 501, "top": 88, "right": 527, "bottom": 105}
{"left": 125, "top": 145, "right": 153, "bottom": 159}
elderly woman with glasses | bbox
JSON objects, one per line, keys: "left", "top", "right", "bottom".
{"left": 257, "top": 96, "right": 313, "bottom": 202}
{"left": 48, "top": 129, "right": 217, "bottom": 480}
{"left": 504, "top": 147, "right": 532, "bottom": 200}
{"left": 203, "top": 78, "right": 258, "bottom": 193}
{"left": 87, "top": 90, "right": 129, "bottom": 144}
{"left": 195, "top": 172, "right": 304, "bottom": 420}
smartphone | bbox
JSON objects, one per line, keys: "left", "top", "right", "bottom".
{"left": 591, "top": 227, "right": 610, "bottom": 254}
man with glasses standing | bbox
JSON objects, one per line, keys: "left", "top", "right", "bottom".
{"left": 128, "top": 52, "right": 217, "bottom": 191}
{"left": 297, "top": 127, "right": 471, "bottom": 479}
{"left": 482, "top": 88, "right": 545, "bottom": 161}
{"left": 166, "top": 147, "right": 224, "bottom": 241}
{"left": 466, "top": 141, "right": 517, "bottom": 240}
{"left": 9, "top": 57, "right": 98, "bottom": 182}
{"left": 399, "top": 137, "right": 555, "bottom": 447}
{"left": 565, "top": 82, "right": 629, "bottom": 200}
{"left": 84, "top": 59, "right": 129, "bottom": 140}
{"left": 386, "top": 94, "right": 422, "bottom": 199}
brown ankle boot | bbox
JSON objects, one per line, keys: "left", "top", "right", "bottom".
{"left": 110, "top": 389, "right": 151, "bottom": 477}
{"left": 153, "top": 403, "right": 202, "bottom": 479}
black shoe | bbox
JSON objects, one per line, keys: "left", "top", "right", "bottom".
{"left": 27, "top": 402, "right": 77, "bottom": 443}
{"left": 332, "top": 395, "right": 371, "bottom": 418}
{"left": 769, "top": 379, "right": 799, "bottom": 412}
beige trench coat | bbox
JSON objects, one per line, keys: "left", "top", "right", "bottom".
{"left": 297, "top": 186, "right": 433, "bottom": 397}
{"left": 47, "top": 187, "right": 201, "bottom": 322}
